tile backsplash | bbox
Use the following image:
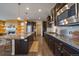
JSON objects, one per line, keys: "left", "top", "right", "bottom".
{"left": 47, "top": 23, "right": 79, "bottom": 37}
{"left": 56, "top": 26, "right": 79, "bottom": 37}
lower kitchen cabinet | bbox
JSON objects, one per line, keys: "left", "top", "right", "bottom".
{"left": 44, "top": 33, "right": 79, "bottom": 56}
{"left": 63, "top": 43, "right": 79, "bottom": 56}
{"left": 49, "top": 36, "right": 55, "bottom": 54}
{"left": 44, "top": 34, "right": 55, "bottom": 54}
{"left": 15, "top": 39, "right": 28, "bottom": 55}
{"left": 54, "top": 41, "right": 63, "bottom": 56}
{"left": 55, "top": 46, "right": 62, "bottom": 56}
{"left": 15, "top": 33, "right": 35, "bottom": 55}
{"left": 63, "top": 48, "right": 71, "bottom": 56}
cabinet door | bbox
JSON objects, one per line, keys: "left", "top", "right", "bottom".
{"left": 63, "top": 43, "right": 79, "bottom": 56}
{"left": 55, "top": 43, "right": 61, "bottom": 56}
{"left": 27, "top": 36, "right": 32, "bottom": 49}
{"left": 45, "top": 34, "right": 49, "bottom": 44}
{"left": 48, "top": 36, "right": 55, "bottom": 54}
{"left": 63, "top": 48, "right": 71, "bottom": 56}
{"left": 15, "top": 40, "right": 28, "bottom": 55}
{"left": 55, "top": 39, "right": 63, "bottom": 56}
{"left": 68, "top": 4, "right": 76, "bottom": 18}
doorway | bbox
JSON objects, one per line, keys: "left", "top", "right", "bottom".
{"left": 36, "top": 21, "right": 42, "bottom": 36}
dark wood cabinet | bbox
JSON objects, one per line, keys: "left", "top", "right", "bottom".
{"left": 44, "top": 34, "right": 55, "bottom": 54}
{"left": 15, "top": 39, "right": 28, "bottom": 55}
{"left": 44, "top": 33, "right": 79, "bottom": 56}
{"left": 42, "top": 21, "right": 47, "bottom": 37}
{"left": 51, "top": 3, "right": 66, "bottom": 26}
{"left": 68, "top": 4, "right": 76, "bottom": 18}
{"left": 63, "top": 43, "right": 79, "bottom": 56}
{"left": 54, "top": 45, "right": 62, "bottom": 56}
{"left": 26, "top": 34, "right": 34, "bottom": 50}
{"left": 54, "top": 39, "right": 63, "bottom": 56}
{"left": 48, "top": 36, "right": 55, "bottom": 54}
{"left": 63, "top": 49, "right": 71, "bottom": 56}
{"left": 15, "top": 33, "right": 35, "bottom": 55}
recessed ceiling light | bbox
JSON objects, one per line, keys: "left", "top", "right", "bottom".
{"left": 26, "top": 8, "right": 30, "bottom": 10}
{"left": 38, "top": 9, "right": 42, "bottom": 12}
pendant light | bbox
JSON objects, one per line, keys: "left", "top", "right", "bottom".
{"left": 17, "top": 3, "right": 21, "bottom": 20}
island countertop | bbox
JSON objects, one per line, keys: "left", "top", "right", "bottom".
{"left": 45, "top": 32, "right": 79, "bottom": 50}
{"left": 0, "top": 32, "right": 35, "bottom": 40}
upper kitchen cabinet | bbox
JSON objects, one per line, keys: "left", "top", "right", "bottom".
{"left": 52, "top": 3, "right": 79, "bottom": 26}
{"left": 51, "top": 3, "right": 67, "bottom": 26}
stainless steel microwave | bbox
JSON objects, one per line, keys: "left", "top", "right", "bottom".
{"left": 66, "top": 3, "right": 78, "bottom": 24}
{"left": 58, "top": 3, "right": 79, "bottom": 25}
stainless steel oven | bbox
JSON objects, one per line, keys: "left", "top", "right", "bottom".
{"left": 60, "top": 3, "right": 78, "bottom": 25}
{"left": 66, "top": 3, "right": 78, "bottom": 24}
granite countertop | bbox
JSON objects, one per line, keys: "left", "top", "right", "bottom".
{"left": 45, "top": 32, "right": 79, "bottom": 50}
{"left": 0, "top": 32, "right": 35, "bottom": 45}
{"left": 0, "top": 32, "right": 35, "bottom": 40}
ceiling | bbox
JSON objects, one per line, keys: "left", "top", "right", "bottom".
{"left": 0, "top": 3, "right": 55, "bottom": 21}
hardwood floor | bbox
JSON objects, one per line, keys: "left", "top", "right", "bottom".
{"left": 28, "top": 41, "right": 39, "bottom": 56}
{"left": 27, "top": 35, "right": 53, "bottom": 56}
{"left": 42, "top": 37, "right": 54, "bottom": 56}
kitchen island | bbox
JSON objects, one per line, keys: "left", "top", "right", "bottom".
{"left": 0, "top": 32, "right": 36, "bottom": 56}
{"left": 44, "top": 32, "right": 79, "bottom": 56}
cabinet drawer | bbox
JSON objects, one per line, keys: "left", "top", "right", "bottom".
{"left": 55, "top": 44, "right": 63, "bottom": 56}
{"left": 63, "top": 48, "right": 71, "bottom": 56}
{"left": 63, "top": 43, "right": 79, "bottom": 56}
{"left": 55, "top": 39, "right": 63, "bottom": 46}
